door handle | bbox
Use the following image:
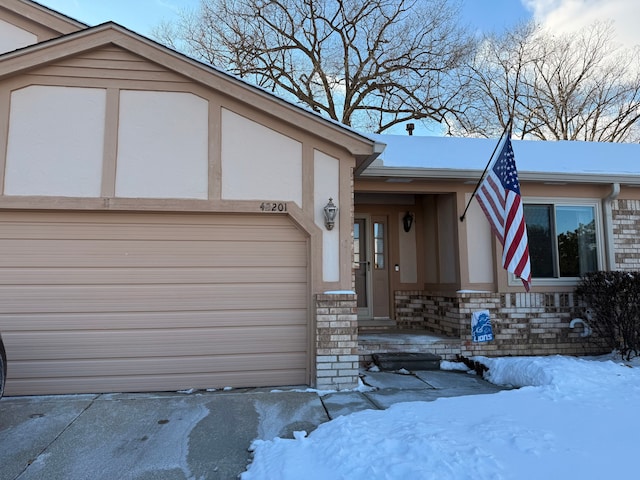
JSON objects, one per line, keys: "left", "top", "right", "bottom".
{"left": 357, "top": 261, "right": 370, "bottom": 271}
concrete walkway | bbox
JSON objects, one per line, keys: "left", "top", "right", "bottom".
{"left": 0, "top": 370, "right": 506, "bottom": 480}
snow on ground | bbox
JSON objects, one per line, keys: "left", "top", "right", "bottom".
{"left": 242, "top": 354, "right": 640, "bottom": 480}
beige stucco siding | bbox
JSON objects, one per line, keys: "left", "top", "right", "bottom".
{"left": 5, "top": 85, "right": 106, "bottom": 196}
{"left": 314, "top": 149, "right": 340, "bottom": 282}
{"left": 0, "top": 17, "right": 37, "bottom": 54}
{"left": 221, "top": 108, "right": 303, "bottom": 206}
{"left": 0, "top": 211, "right": 309, "bottom": 395}
{"left": 467, "top": 195, "right": 494, "bottom": 284}
{"left": 398, "top": 211, "right": 418, "bottom": 283}
{"left": 437, "top": 195, "right": 458, "bottom": 284}
{"left": 116, "top": 90, "right": 209, "bottom": 199}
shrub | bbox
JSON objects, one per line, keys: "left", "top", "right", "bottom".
{"left": 575, "top": 271, "right": 640, "bottom": 360}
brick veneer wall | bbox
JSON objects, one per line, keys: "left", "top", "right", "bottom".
{"left": 395, "top": 291, "right": 462, "bottom": 336}
{"left": 315, "top": 293, "right": 359, "bottom": 390}
{"left": 612, "top": 199, "right": 640, "bottom": 270}
{"left": 395, "top": 291, "right": 607, "bottom": 357}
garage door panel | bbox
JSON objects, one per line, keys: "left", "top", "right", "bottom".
{"left": 5, "top": 325, "right": 308, "bottom": 360}
{"left": 0, "top": 310, "right": 305, "bottom": 331}
{"left": 0, "top": 239, "right": 308, "bottom": 268}
{"left": 0, "top": 283, "right": 308, "bottom": 313}
{"left": 8, "top": 369, "right": 307, "bottom": 395}
{"left": 0, "top": 211, "right": 310, "bottom": 395}
{"left": 10, "top": 352, "right": 307, "bottom": 379}
{"left": 0, "top": 211, "right": 298, "bottom": 230}
{"left": 0, "top": 222, "right": 302, "bottom": 242}
{"left": 0, "top": 266, "right": 307, "bottom": 285}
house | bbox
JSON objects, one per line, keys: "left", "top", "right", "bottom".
{"left": 1, "top": 0, "right": 639, "bottom": 396}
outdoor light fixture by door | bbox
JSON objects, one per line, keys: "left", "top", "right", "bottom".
{"left": 323, "top": 198, "right": 338, "bottom": 230}
{"left": 403, "top": 211, "right": 414, "bottom": 232}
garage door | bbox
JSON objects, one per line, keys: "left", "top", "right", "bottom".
{"left": 0, "top": 211, "right": 309, "bottom": 395}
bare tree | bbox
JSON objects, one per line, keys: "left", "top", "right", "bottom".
{"left": 452, "top": 21, "right": 640, "bottom": 142}
{"left": 154, "top": 0, "right": 473, "bottom": 133}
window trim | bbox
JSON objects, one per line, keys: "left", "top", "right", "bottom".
{"left": 508, "top": 197, "right": 605, "bottom": 288}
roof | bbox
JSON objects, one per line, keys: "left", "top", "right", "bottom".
{"left": 363, "top": 134, "right": 640, "bottom": 185}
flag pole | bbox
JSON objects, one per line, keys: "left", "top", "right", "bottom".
{"left": 459, "top": 118, "right": 512, "bottom": 222}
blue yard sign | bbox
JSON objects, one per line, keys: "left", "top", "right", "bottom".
{"left": 472, "top": 310, "right": 494, "bottom": 343}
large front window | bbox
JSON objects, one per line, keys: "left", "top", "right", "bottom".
{"left": 524, "top": 203, "right": 599, "bottom": 279}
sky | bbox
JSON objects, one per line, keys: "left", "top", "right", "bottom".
{"left": 242, "top": 353, "right": 640, "bottom": 479}
{"left": 33, "top": 0, "right": 640, "bottom": 50}
{"left": 32, "top": 0, "right": 640, "bottom": 138}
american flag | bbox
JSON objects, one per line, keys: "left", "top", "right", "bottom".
{"left": 475, "top": 136, "right": 531, "bottom": 291}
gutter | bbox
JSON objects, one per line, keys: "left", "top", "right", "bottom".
{"left": 354, "top": 141, "right": 386, "bottom": 176}
{"left": 359, "top": 166, "right": 640, "bottom": 186}
{"left": 603, "top": 183, "right": 620, "bottom": 271}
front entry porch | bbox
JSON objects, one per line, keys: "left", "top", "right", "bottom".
{"left": 358, "top": 290, "right": 610, "bottom": 369}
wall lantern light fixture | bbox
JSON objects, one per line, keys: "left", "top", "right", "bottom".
{"left": 403, "top": 211, "right": 414, "bottom": 232}
{"left": 323, "top": 198, "right": 338, "bottom": 230}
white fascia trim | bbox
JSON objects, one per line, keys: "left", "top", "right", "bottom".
{"left": 360, "top": 167, "right": 640, "bottom": 185}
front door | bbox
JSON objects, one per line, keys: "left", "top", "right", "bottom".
{"left": 354, "top": 215, "right": 390, "bottom": 320}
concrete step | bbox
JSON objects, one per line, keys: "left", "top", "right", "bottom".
{"left": 372, "top": 352, "right": 441, "bottom": 371}
{"left": 358, "top": 319, "right": 397, "bottom": 331}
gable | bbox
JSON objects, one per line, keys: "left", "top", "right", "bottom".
{"left": 8, "top": 45, "right": 191, "bottom": 87}
{"left": 0, "top": 23, "right": 379, "bottom": 164}
{"left": 0, "top": 35, "right": 374, "bottom": 202}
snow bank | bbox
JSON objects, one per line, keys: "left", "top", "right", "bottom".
{"left": 477, "top": 354, "right": 639, "bottom": 392}
{"left": 241, "top": 354, "right": 640, "bottom": 480}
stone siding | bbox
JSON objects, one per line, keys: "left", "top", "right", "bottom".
{"left": 315, "top": 293, "right": 359, "bottom": 390}
{"left": 395, "top": 291, "right": 607, "bottom": 358}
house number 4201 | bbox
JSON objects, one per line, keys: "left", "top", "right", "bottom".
{"left": 260, "top": 202, "right": 287, "bottom": 212}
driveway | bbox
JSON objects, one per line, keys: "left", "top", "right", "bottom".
{"left": 0, "top": 370, "right": 505, "bottom": 480}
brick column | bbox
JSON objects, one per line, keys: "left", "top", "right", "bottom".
{"left": 315, "top": 293, "right": 359, "bottom": 390}
{"left": 612, "top": 199, "right": 640, "bottom": 270}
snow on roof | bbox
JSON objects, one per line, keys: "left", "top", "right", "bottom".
{"left": 366, "top": 134, "right": 640, "bottom": 181}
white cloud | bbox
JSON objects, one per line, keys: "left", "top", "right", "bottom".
{"left": 523, "top": 0, "right": 640, "bottom": 48}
